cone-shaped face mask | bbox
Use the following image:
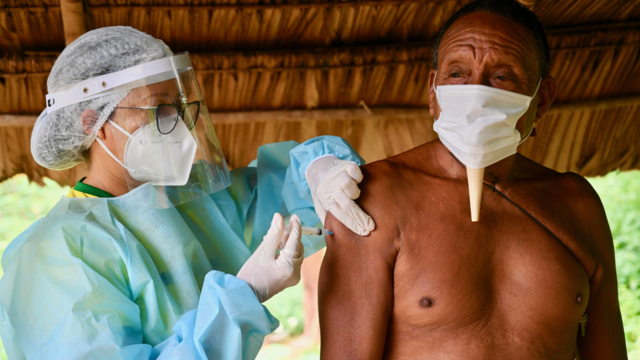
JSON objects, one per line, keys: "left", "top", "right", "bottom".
{"left": 102, "top": 118, "right": 197, "bottom": 186}
{"left": 432, "top": 75, "right": 540, "bottom": 169}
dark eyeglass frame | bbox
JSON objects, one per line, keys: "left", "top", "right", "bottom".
{"left": 115, "top": 100, "right": 201, "bottom": 135}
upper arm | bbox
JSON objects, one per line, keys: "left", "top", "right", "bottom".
{"left": 319, "top": 212, "right": 398, "bottom": 360}
{"left": 571, "top": 176, "right": 628, "bottom": 359}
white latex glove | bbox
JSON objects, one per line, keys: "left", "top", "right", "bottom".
{"left": 237, "top": 213, "right": 304, "bottom": 303}
{"left": 306, "top": 156, "right": 376, "bottom": 236}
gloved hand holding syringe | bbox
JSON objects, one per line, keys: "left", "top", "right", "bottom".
{"left": 237, "top": 214, "right": 333, "bottom": 303}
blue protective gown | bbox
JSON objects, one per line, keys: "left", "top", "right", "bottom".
{"left": 0, "top": 137, "right": 363, "bottom": 360}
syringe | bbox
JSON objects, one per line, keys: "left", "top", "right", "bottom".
{"left": 284, "top": 225, "right": 333, "bottom": 236}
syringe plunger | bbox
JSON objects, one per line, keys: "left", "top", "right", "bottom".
{"left": 284, "top": 225, "right": 333, "bottom": 236}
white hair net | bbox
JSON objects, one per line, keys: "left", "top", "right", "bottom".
{"left": 31, "top": 26, "right": 173, "bottom": 170}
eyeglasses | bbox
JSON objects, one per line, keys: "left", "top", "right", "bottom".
{"left": 116, "top": 101, "right": 201, "bottom": 135}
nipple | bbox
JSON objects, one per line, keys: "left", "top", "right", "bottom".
{"left": 576, "top": 294, "right": 583, "bottom": 304}
{"left": 419, "top": 297, "right": 434, "bottom": 309}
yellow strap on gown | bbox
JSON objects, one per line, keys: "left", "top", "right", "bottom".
{"left": 66, "top": 188, "right": 98, "bottom": 198}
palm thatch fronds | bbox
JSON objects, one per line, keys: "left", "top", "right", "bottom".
{"left": 0, "top": 0, "right": 639, "bottom": 184}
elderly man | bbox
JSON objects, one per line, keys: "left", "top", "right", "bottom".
{"left": 317, "top": 0, "right": 628, "bottom": 359}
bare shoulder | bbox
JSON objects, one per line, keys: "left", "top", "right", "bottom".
{"left": 516, "top": 156, "right": 612, "bottom": 265}
{"left": 518, "top": 155, "right": 607, "bottom": 220}
{"left": 555, "top": 172, "right": 605, "bottom": 208}
{"left": 555, "top": 171, "right": 613, "bottom": 253}
{"left": 357, "top": 142, "right": 442, "bottom": 202}
{"left": 540, "top": 168, "right": 609, "bottom": 237}
{"left": 326, "top": 141, "right": 450, "bottom": 251}
{"left": 325, "top": 156, "right": 405, "bottom": 255}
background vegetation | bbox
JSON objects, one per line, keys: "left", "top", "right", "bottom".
{"left": 0, "top": 170, "right": 638, "bottom": 360}
{"left": 590, "top": 171, "right": 640, "bottom": 359}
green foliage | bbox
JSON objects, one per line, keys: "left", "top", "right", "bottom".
{"left": 0, "top": 175, "right": 69, "bottom": 269}
{"left": 589, "top": 170, "right": 640, "bottom": 359}
{"left": 263, "top": 282, "right": 305, "bottom": 337}
{"left": 0, "top": 175, "right": 69, "bottom": 360}
{"left": 256, "top": 343, "right": 320, "bottom": 360}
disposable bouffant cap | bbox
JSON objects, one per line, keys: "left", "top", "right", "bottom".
{"left": 31, "top": 26, "right": 173, "bottom": 170}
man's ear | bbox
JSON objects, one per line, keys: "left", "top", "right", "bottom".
{"left": 81, "top": 109, "right": 99, "bottom": 135}
{"left": 428, "top": 69, "right": 438, "bottom": 118}
{"left": 534, "top": 75, "right": 557, "bottom": 124}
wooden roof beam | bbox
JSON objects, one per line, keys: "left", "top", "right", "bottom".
{"left": 550, "top": 95, "right": 640, "bottom": 113}
{"left": 207, "top": 95, "right": 640, "bottom": 124}
{"left": 546, "top": 20, "right": 640, "bottom": 34}
{"left": 0, "top": 115, "right": 38, "bottom": 127}
{"left": 60, "top": 0, "right": 87, "bottom": 46}
{"left": 3, "top": 94, "right": 637, "bottom": 127}
{"left": 87, "top": 0, "right": 445, "bottom": 11}
{"left": 0, "top": 109, "right": 430, "bottom": 127}
{"left": 210, "top": 107, "right": 431, "bottom": 124}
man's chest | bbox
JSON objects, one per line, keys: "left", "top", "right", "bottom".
{"left": 390, "top": 194, "right": 591, "bottom": 340}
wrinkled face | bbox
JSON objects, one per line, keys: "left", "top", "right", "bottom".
{"left": 429, "top": 11, "right": 542, "bottom": 137}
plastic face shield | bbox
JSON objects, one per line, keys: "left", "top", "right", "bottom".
{"left": 46, "top": 53, "right": 231, "bottom": 207}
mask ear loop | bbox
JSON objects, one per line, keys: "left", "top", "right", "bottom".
{"left": 107, "top": 119, "right": 139, "bottom": 144}
{"left": 432, "top": 70, "right": 438, "bottom": 92}
{"left": 518, "top": 77, "right": 543, "bottom": 145}
{"left": 432, "top": 70, "right": 442, "bottom": 122}
{"left": 94, "top": 120, "right": 139, "bottom": 174}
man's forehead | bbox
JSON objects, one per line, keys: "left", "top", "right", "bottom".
{"left": 438, "top": 12, "right": 539, "bottom": 72}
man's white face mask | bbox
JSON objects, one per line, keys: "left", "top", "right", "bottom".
{"left": 96, "top": 118, "right": 198, "bottom": 186}
{"left": 432, "top": 72, "right": 541, "bottom": 169}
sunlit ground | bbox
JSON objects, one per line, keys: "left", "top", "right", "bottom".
{"left": 0, "top": 171, "right": 639, "bottom": 360}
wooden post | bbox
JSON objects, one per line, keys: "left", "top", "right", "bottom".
{"left": 60, "top": 0, "right": 87, "bottom": 46}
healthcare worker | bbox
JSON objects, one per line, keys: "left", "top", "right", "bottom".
{"left": 0, "top": 27, "right": 374, "bottom": 360}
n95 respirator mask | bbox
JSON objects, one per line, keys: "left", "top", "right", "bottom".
{"left": 96, "top": 118, "right": 198, "bottom": 186}
{"left": 432, "top": 77, "right": 540, "bottom": 169}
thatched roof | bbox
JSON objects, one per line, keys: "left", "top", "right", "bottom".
{"left": 1, "top": 0, "right": 639, "bottom": 185}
